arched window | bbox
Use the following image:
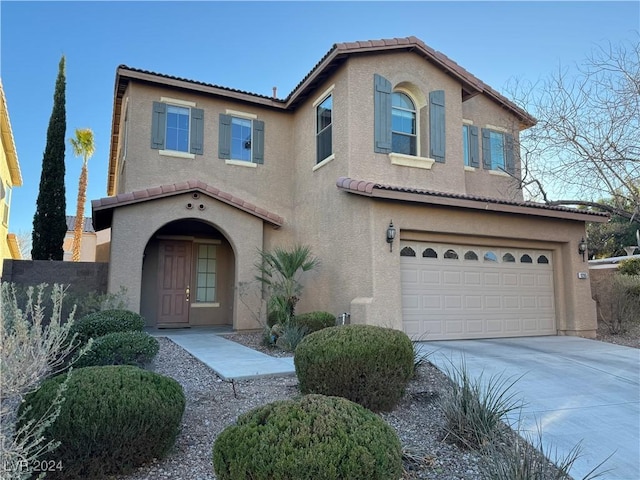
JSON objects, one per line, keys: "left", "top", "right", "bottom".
{"left": 484, "top": 251, "right": 498, "bottom": 262}
{"left": 520, "top": 254, "right": 533, "bottom": 263}
{"left": 400, "top": 246, "right": 416, "bottom": 257}
{"left": 422, "top": 248, "right": 438, "bottom": 258}
{"left": 502, "top": 253, "right": 516, "bottom": 263}
{"left": 444, "top": 249, "right": 459, "bottom": 259}
{"left": 537, "top": 255, "right": 550, "bottom": 264}
{"left": 464, "top": 251, "right": 478, "bottom": 260}
{"left": 392, "top": 92, "right": 417, "bottom": 156}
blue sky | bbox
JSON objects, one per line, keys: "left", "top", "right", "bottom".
{"left": 1, "top": 1, "right": 638, "bottom": 235}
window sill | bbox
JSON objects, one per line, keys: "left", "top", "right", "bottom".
{"left": 464, "top": 166, "right": 477, "bottom": 172}
{"left": 191, "top": 302, "right": 220, "bottom": 308}
{"left": 225, "top": 159, "right": 257, "bottom": 168}
{"left": 313, "top": 154, "right": 335, "bottom": 171}
{"left": 159, "top": 150, "right": 195, "bottom": 160}
{"left": 389, "top": 153, "right": 435, "bottom": 170}
{"left": 489, "top": 169, "right": 511, "bottom": 177}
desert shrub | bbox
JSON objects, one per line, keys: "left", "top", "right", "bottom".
{"left": 481, "top": 429, "right": 611, "bottom": 480}
{"left": 438, "top": 360, "right": 522, "bottom": 449}
{"left": 618, "top": 257, "right": 640, "bottom": 276}
{"left": 598, "top": 274, "right": 640, "bottom": 334}
{"left": 71, "top": 309, "right": 144, "bottom": 343}
{"left": 212, "top": 394, "right": 402, "bottom": 480}
{"left": 294, "top": 325, "right": 414, "bottom": 412}
{"left": 18, "top": 365, "right": 185, "bottom": 479}
{"left": 1, "top": 283, "right": 90, "bottom": 480}
{"left": 294, "top": 311, "right": 336, "bottom": 333}
{"left": 73, "top": 331, "right": 159, "bottom": 368}
{"left": 274, "top": 322, "right": 308, "bottom": 352}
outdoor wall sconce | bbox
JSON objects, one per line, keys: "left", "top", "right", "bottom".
{"left": 578, "top": 237, "right": 587, "bottom": 261}
{"left": 386, "top": 221, "right": 396, "bottom": 252}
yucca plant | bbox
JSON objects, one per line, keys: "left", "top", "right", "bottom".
{"left": 438, "top": 359, "right": 523, "bottom": 449}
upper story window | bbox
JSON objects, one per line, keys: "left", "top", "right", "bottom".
{"left": 166, "top": 105, "right": 190, "bottom": 152}
{"left": 151, "top": 99, "right": 204, "bottom": 156}
{"left": 374, "top": 74, "right": 445, "bottom": 164}
{"left": 218, "top": 112, "right": 265, "bottom": 164}
{"left": 316, "top": 94, "right": 333, "bottom": 163}
{"left": 392, "top": 92, "right": 416, "bottom": 156}
{"left": 462, "top": 124, "right": 479, "bottom": 167}
{"left": 482, "top": 128, "right": 515, "bottom": 174}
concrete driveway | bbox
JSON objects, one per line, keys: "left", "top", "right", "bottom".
{"left": 422, "top": 336, "right": 639, "bottom": 480}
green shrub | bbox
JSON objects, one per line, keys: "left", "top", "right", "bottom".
{"left": 212, "top": 394, "right": 402, "bottom": 480}
{"left": 294, "top": 325, "right": 414, "bottom": 412}
{"left": 618, "top": 257, "right": 640, "bottom": 276}
{"left": 294, "top": 311, "right": 336, "bottom": 333}
{"left": 18, "top": 365, "right": 185, "bottom": 479}
{"left": 274, "top": 322, "right": 308, "bottom": 352}
{"left": 71, "top": 309, "right": 144, "bottom": 343}
{"left": 74, "top": 331, "right": 159, "bottom": 368}
{"left": 438, "top": 360, "right": 522, "bottom": 449}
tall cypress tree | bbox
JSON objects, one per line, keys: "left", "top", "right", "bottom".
{"left": 32, "top": 56, "right": 67, "bottom": 260}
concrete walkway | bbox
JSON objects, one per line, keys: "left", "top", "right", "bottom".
{"left": 150, "top": 328, "right": 295, "bottom": 381}
{"left": 422, "top": 336, "right": 640, "bottom": 480}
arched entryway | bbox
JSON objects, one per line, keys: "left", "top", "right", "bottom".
{"left": 140, "top": 218, "right": 235, "bottom": 328}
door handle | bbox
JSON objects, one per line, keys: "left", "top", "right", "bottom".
{"left": 186, "top": 286, "right": 190, "bottom": 302}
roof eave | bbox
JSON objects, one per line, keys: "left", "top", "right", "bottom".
{"left": 337, "top": 182, "right": 609, "bottom": 223}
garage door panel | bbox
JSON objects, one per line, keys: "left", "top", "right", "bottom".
{"left": 401, "top": 242, "right": 556, "bottom": 340}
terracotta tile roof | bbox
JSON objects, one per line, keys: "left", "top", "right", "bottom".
{"left": 336, "top": 177, "right": 609, "bottom": 222}
{"left": 92, "top": 180, "right": 284, "bottom": 230}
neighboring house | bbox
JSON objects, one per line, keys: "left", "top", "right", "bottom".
{"left": 93, "top": 36, "right": 608, "bottom": 339}
{"left": 63, "top": 216, "right": 98, "bottom": 262}
{"left": 0, "top": 79, "right": 23, "bottom": 275}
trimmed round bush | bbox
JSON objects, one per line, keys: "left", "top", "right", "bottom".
{"left": 294, "top": 325, "right": 414, "bottom": 412}
{"left": 294, "top": 311, "right": 336, "bottom": 333}
{"left": 74, "top": 331, "right": 159, "bottom": 368}
{"left": 71, "top": 309, "right": 145, "bottom": 342}
{"left": 18, "top": 365, "right": 185, "bottom": 479}
{"left": 213, "top": 394, "right": 402, "bottom": 480}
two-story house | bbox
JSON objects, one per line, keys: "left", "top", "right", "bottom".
{"left": 0, "top": 79, "right": 23, "bottom": 273}
{"left": 93, "top": 37, "right": 607, "bottom": 339}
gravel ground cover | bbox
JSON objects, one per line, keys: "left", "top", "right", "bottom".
{"left": 117, "top": 326, "right": 638, "bottom": 480}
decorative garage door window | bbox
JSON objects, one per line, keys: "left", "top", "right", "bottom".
{"left": 401, "top": 244, "right": 553, "bottom": 266}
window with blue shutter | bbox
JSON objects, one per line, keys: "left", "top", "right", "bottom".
{"left": 463, "top": 125, "right": 479, "bottom": 167}
{"left": 374, "top": 74, "right": 392, "bottom": 153}
{"left": 429, "top": 90, "right": 445, "bottom": 163}
{"left": 219, "top": 113, "right": 265, "bottom": 164}
{"left": 150, "top": 101, "right": 203, "bottom": 155}
{"left": 481, "top": 128, "right": 514, "bottom": 172}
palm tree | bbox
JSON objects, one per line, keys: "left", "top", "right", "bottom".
{"left": 256, "top": 245, "right": 319, "bottom": 323}
{"left": 69, "top": 128, "right": 95, "bottom": 262}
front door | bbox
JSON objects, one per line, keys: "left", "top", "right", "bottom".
{"left": 157, "top": 241, "right": 191, "bottom": 326}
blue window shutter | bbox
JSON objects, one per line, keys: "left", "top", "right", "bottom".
{"left": 481, "top": 128, "right": 492, "bottom": 169}
{"left": 374, "top": 74, "right": 392, "bottom": 153}
{"left": 505, "top": 133, "right": 515, "bottom": 174}
{"left": 151, "top": 101, "right": 166, "bottom": 149}
{"left": 469, "top": 125, "right": 479, "bottom": 167}
{"left": 253, "top": 120, "right": 265, "bottom": 164}
{"left": 190, "top": 108, "right": 204, "bottom": 155}
{"left": 218, "top": 114, "right": 231, "bottom": 159}
{"left": 429, "top": 90, "right": 446, "bottom": 162}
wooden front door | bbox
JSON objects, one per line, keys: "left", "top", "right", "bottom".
{"left": 157, "top": 241, "right": 191, "bottom": 326}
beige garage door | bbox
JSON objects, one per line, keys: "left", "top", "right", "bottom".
{"left": 401, "top": 242, "right": 556, "bottom": 340}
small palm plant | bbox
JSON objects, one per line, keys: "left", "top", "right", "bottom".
{"left": 255, "top": 245, "right": 319, "bottom": 327}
